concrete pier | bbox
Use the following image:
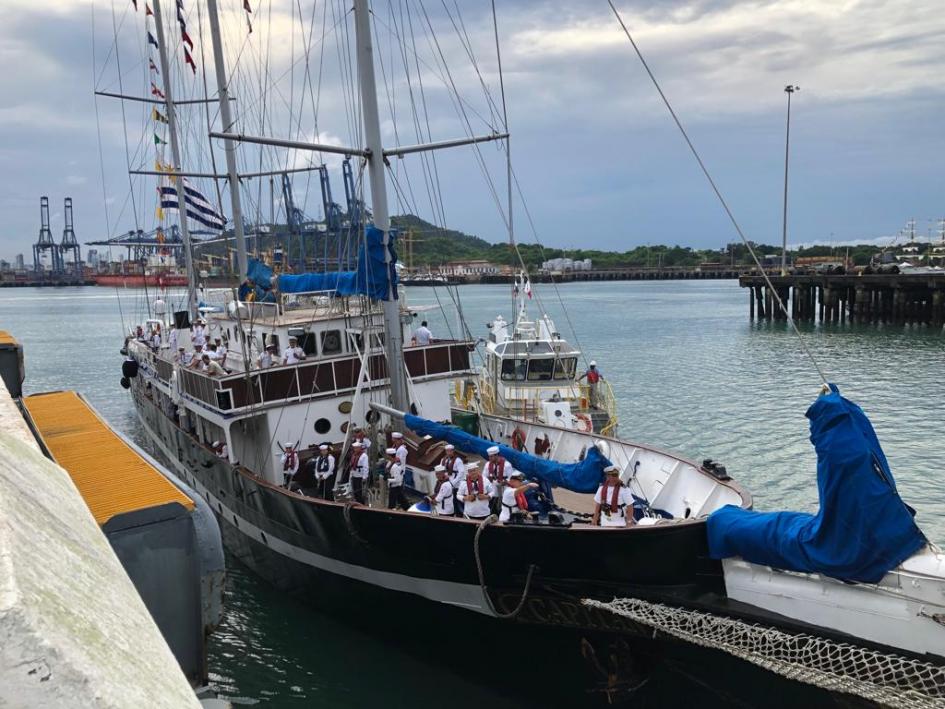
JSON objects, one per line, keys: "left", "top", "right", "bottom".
{"left": 739, "top": 274, "right": 945, "bottom": 326}
{"left": 0, "top": 383, "right": 200, "bottom": 707}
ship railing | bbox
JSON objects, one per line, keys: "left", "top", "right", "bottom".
{"left": 578, "top": 381, "right": 619, "bottom": 435}
{"left": 173, "top": 339, "right": 477, "bottom": 413}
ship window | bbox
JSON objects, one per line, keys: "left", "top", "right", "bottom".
{"left": 297, "top": 332, "right": 317, "bottom": 356}
{"left": 348, "top": 332, "right": 364, "bottom": 352}
{"left": 553, "top": 357, "right": 577, "bottom": 380}
{"left": 321, "top": 330, "right": 342, "bottom": 356}
{"left": 527, "top": 358, "right": 554, "bottom": 381}
{"left": 501, "top": 358, "right": 527, "bottom": 381}
{"left": 265, "top": 333, "right": 280, "bottom": 353}
{"left": 314, "top": 418, "right": 331, "bottom": 434}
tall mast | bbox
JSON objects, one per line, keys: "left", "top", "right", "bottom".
{"left": 353, "top": 0, "right": 409, "bottom": 413}
{"left": 206, "top": 0, "right": 249, "bottom": 279}
{"left": 152, "top": 0, "right": 198, "bottom": 317}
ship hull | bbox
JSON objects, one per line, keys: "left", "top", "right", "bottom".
{"left": 131, "top": 390, "right": 898, "bottom": 706}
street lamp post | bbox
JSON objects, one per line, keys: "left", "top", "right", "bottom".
{"left": 781, "top": 84, "right": 799, "bottom": 276}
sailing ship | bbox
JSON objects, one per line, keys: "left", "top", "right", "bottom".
{"left": 103, "top": 0, "right": 945, "bottom": 704}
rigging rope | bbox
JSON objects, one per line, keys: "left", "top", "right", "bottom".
{"left": 606, "top": 0, "right": 828, "bottom": 387}
{"left": 474, "top": 515, "right": 537, "bottom": 619}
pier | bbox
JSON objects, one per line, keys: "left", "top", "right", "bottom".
{"left": 739, "top": 273, "right": 945, "bottom": 325}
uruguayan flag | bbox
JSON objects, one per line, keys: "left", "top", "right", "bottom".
{"left": 160, "top": 182, "right": 227, "bottom": 230}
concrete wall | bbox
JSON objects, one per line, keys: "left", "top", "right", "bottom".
{"left": 0, "top": 385, "right": 200, "bottom": 708}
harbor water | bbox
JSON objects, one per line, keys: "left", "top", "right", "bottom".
{"left": 3, "top": 280, "right": 942, "bottom": 706}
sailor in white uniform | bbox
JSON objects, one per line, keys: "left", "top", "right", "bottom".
{"left": 350, "top": 440, "right": 369, "bottom": 503}
{"left": 257, "top": 344, "right": 276, "bottom": 369}
{"left": 427, "top": 465, "right": 454, "bottom": 516}
{"left": 281, "top": 442, "right": 299, "bottom": 488}
{"left": 282, "top": 336, "right": 307, "bottom": 365}
{"left": 191, "top": 320, "right": 207, "bottom": 348}
{"left": 385, "top": 448, "right": 408, "bottom": 510}
{"left": 313, "top": 444, "right": 336, "bottom": 500}
{"left": 499, "top": 471, "right": 538, "bottom": 523}
{"left": 592, "top": 464, "right": 634, "bottom": 527}
{"left": 391, "top": 431, "right": 408, "bottom": 468}
{"left": 486, "top": 445, "right": 511, "bottom": 514}
{"left": 459, "top": 463, "right": 494, "bottom": 520}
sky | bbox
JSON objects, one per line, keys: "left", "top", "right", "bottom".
{"left": 1, "top": 0, "right": 943, "bottom": 263}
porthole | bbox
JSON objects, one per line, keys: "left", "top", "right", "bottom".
{"left": 314, "top": 418, "right": 331, "bottom": 434}
{"left": 340, "top": 421, "right": 350, "bottom": 433}
{"left": 338, "top": 400, "right": 353, "bottom": 414}
{"left": 366, "top": 409, "right": 380, "bottom": 424}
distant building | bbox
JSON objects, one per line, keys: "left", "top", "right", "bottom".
{"left": 0, "top": 260, "right": 9, "bottom": 271}
{"left": 87, "top": 249, "right": 101, "bottom": 269}
{"left": 14, "top": 254, "right": 24, "bottom": 270}
{"left": 541, "top": 257, "right": 592, "bottom": 272}
{"left": 441, "top": 259, "right": 501, "bottom": 276}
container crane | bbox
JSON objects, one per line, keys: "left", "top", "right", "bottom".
{"left": 60, "top": 197, "right": 82, "bottom": 274}
{"left": 33, "top": 196, "right": 63, "bottom": 273}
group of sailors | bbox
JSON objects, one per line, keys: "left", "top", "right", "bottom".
{"left": 278, "top": 428, "right": 633, "bottom": 527}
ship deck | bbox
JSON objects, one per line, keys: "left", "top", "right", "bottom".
{"left": 22, "top": 390, "right": 194, "bottom": 525}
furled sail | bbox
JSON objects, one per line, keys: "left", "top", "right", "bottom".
{"left": 245, "top": 225, "right": 398, "bottom": 301}
{"left": 404, "top": 414, "right": 611, "bottom": 493}
{"left": 707, "top": 385, "right": 925, "bottom": 583}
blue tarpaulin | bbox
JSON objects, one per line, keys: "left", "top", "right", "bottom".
{"left": 245, "top": 225, "right": 398, "bottom": 301}
{"left": 404, "top": 414, "right": 612, "bottom": 493}
{"left": 707, "top": 385, "right": 925, "bottom": 584}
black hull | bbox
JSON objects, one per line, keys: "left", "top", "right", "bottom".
{"left": 132, "top": 392, "right": 869, "bottom": 706}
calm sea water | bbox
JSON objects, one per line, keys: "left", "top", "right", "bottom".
{"left": 2, "top": 281, "right": 942, "bottom": 706}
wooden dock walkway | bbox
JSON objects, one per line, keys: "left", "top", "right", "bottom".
{"left": 739, "top": 273, "right": 945, "bottom": 325}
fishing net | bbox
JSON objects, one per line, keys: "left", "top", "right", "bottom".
{"left": 582, "top": 597, "right": 945, "bottom": 708}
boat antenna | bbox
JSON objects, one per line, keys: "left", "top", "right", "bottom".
{"left": 606, "top": 0, "right": 828, "bottom": 388}
{"left": 152, "top": 0, "right": 199, "bottom": 320}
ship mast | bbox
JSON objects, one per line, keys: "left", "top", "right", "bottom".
{"left": 352, "top": 0, "right": 409, "bottom": 413}
{"left": 152, "top": 0, "right": 198, "bottom": 317}
{"left": 205, "top": 0, "right": 249, "bottom": 279}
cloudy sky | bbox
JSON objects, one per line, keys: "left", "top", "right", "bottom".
{"left": 1, "top": 0, "right": 943, "bottom": 262}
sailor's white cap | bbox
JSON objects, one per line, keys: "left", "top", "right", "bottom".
{"left": 385, "top": 447, "right": 396, "bottom": 455}
{"left": 391, "top": 431, "right": 403, "bottom": 439}
{"left": 487, "top": 446, "right": 500, "bottom": 455}
{"left": 318, "top": 444, "right": 328, "bottom": 451}
{"left": 284, "top": 441, "right": 295, "bottom": 448}
{"left": 509, "top": 470, "right": 524, "bottom": 479}
{"left": 604, "top": 464, "right": 619, "bottom": 474}
{"left": 434, "top": 464, "right": 447, "bottom": 473}
{"left": 211, "top": 440, "right": 220, "bottom": 447}
{"left": 352, "top": 441, "right": 363, "bottom": 448}
{"left": 466, "top": 462, "right": 480, "bottom": 471}
{"left": 589, "top": 360, "right": 597, "bottom": 366}
{"left": 444, "top": 444, "right": 455, "bottom": 451}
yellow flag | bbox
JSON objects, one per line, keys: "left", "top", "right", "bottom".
{"left": 156, "top": 206, "right": 165, "bottom": 220}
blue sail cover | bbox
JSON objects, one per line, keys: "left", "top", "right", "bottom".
{"left": 404, "top": 414, "right": 611, "bottom": 493}
{"left": 707, "top": 385, "right": 925, "bottom": 584}
{"left": 245, "top": 225, "right": 398, "bottom": 301}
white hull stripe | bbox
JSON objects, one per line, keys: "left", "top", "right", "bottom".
{"left": 140, "top": 410, "right": 493, "bottom": 616}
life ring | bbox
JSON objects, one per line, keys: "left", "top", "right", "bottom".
{"left": 575, "top": 414, "right": 593, "bottom": 433}
{"left": 511, "top": 427, "right": 526, "bottom": 452}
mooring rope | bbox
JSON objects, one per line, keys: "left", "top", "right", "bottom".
{"left": 473, "top": 514, "right": 537, "bottom": 619}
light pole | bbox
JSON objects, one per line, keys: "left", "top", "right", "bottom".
{"left": 781, "top": 84, "right": 799, "bottom": 276}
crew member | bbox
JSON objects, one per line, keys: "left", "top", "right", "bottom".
{"left": 192, "top": 319, "right": 207, "bottom": 348}
{"left": 257, "top": 343, "right": 277, "bottom": 369}
{"left": 190, "top": 343, "right": 206, "bottom": 368}
{"left": 313, "top": 444, "right": 336, "bottom": 500}
{"left": 214, "top": 337, "right": 227, "bottom": 362}
{"left": 168, "top": 325, "right": 178, "bottom": 353}
{"left": 281, "top": 442, "right": 299, "bottom": 488}
{"left": 427, "top": 465, "right": 454, "bottom": 516}
{"left": 207, "top": 343, "right": 221, "bottom": 361}
{"left": 412, "top": 320, "right": 433, "bottom": 346}
{"left": 175, "top": 346, "right": 192, "bottom": 366}
{"left": 578, "top": 360, "right": 604, "bottom": 409}
{"left": 201, "top": 354, "right": 226, "bottom": 376}
{"left": 210, "top": 440, "right": 228, "bottom": 459}
{"left": 486, "top": 445, "right": 511, "bottom": 513}
{"left": 350, "top": 440, "right": 369, "bottom": 503}
{"left": 354, "top": 428, "right": 371, "bottom": 453}
{"left": 392, "top": 431, "right": 408, "bottom": 468}
{"left": 282, "top": 336, "right": 306, "bottom": 365}
{"left": 592, "top": 465, "right": 634, "bottom": 527}
{"left": 460, "top": 463, "right": 494, "bottom": 519}
{"left": 385, "top": 448, "right": 408, "bottom": 510}
{"left": 441, "top": 444, "right": 466, "bottom": 485}
{"left": 150, "top": 326, "right": 161, "bottom": 350}
{"left": 499, "top": 471, "right": 538, "bottom": 523}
